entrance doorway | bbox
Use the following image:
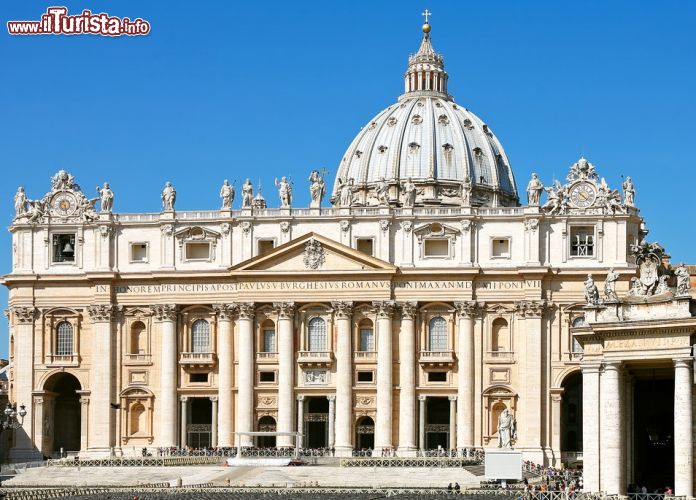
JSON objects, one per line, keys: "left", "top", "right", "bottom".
{"left": 561, "top": 372, "right": 583, "bottom": 467}
{"left": 633, "top": 376, "right": 674, "bottom": 490}
{"left": 303, "top": 397, "right": 328, "bottom": 448}
{"left": 186, "top": 398, "right": 212, "bottom": 449}
{"left": 355, "top": 416, "right": 375, "bottom": 450}
{"left": 44, "top": 372, "right": 81, "bottom": 455}
{"left": 257, "top": 416, "right": 277, "bottom": 447}
{"left": 425, "top": 397, "right": 450, "bottom": 450}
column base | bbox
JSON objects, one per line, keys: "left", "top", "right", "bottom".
{"left": 83, "top": 447, "right": 116, "bottom": 458}
{"left": 334, "top": 446, "right": 353, "bottom": 458}
{"left": 396, "top": 446, "right": 418, "bottom": 457}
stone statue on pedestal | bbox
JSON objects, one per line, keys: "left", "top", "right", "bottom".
{"left": 526, "top": 173, "right": 543, "bottom": 206}
{"left": 336, "top": 177, "right": 355, "bottom": 207}
{"left": 622, "top": 176, "right": 635, "bottom": 207}
{"left": 497, "top": 409, "right": 517, "bottom": 448}
{"left": 96, "top": 182, "right": 114, "bottom": 213}
{"left": 604, "top": 268, "right": 619, "bottom": 302}
{"left": 242, "top": 179, "right": 253, "bottom": 208}
{"left": 584, "top": 274, "right": 600, "bottom": 305}
{"left": 275, "top": 176, "right": 292, "bottom": 208}
{"left": 401, "top": 177, "right": 417, "bottom": 208}
{"left": 461, "top": 174, "right": 472, "bottom": 207}
{"left": 375, "top": 177, "right": 390, "bottom": 206}
{"left": 308, "top": 170, "right": 325, "bottom": 208}
{"left": 675, "top": 265, "right": 691, "bottom": 296}
{"left": 161, "top": 182, "right": 176, "bottom": 211}
{"left": 220, "top": 180, "right": 235, "bottom": 209}
{"left": 14, "top": 187, "right": 27, "bottom": 218}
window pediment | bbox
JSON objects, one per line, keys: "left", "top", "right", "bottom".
{"left": 413, "top": 222, "right": 459, "bottom": 243}
{"left": 174, "top": 226, "right": 221, "bottom": 243}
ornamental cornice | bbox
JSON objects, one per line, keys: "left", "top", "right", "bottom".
{"left": 236, "top": 302, "right": 256, "bottom": 320}
{"left": 454, "top": 300, "right": 483, "bottom": 318}
{"left": 213, "top": 303, "right": 238, "bottom": 321}
{"left": 372, "top": 300, "right": 396, "bottom": 319}
{"left": 398, "top": 301, "right": 418, "bottom": 319}
{"left": 272, "top": 301, "right": 295, "bottom": 319}
{"left": 87, "top": 304, "right": 121, "bottom": 322}
{"left": 515, "top": 300, "right": 547, "bottom": 318}
{"left": 151, "top": 304, "right": 178, "bottom": 322}
{"left": 11, "top": 306, "right": 37, "bottom": 324}
{"left": 331, "top": 301, "right": 353, "bottom": 320}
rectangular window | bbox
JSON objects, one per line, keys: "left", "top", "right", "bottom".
{"left": 423, "top": 238, "right": 449, "bottom": 258}
{"left": 130, "top": 243, "right": 148, "bottom": 263}
{"left": 570, "top": 226, "right": 595, "bottom": 257}
{"left": 259, "top": 371, "right": 276, "bottom": 383}
{"left": 491, "top": 238, "right": 510, "bottom": 258}
{"left": 185, "top": 242, "right": 211, "bottom": 261}
{"left": 257, "top": 239, "right": 275, "bottom": 256}
{"left": 357, "top": 371, "right": 374, "bottom": 383}
{"left": 428, "top": 371, "right": 447, "bottom": 382}
{"left": 359, "top": 328, "right": 374, "bottom": 351}
{"left": 356, "top": 238, "right": 374, "bottom": 256}
{"left": 190, "top": 373, "right": 208, "bottom": 383}
{"left": 52, "top": 234, "right": 76, "bottom": 263}
{"left": 263, "top": 329, "right": 276, "bottom": 352}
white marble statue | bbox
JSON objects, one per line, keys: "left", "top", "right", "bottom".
{"left": 375, "top": 177, "right": 390, "bottom": 206}
{"left": 336, "top": 177, "right": 355, "bottom": 207}
{"left": 497, "top": 409, "right": 517, "bottom": 448}
{"left": 622, "top": 176, "right": 635, "bottom": 207}
{"left": 26, "top": 199, "right": 44, "bottom": 223}
{"left": 461, "top": 174, "right": 472, "bottom": 207}
{"left": 161, "top": 182, "right": 176, "bottom": 211}
{"left": 584, "top": 274, "right": 600, "bottom": 305}
{"left": 220, "top": 179, "right": 235, "bottom": 210}
{"left": 275, "top": 176, "right": 293, "bottom": 208}
{"left": 526, "top": 173, "right": 543, "bottom": 206}
{"left": 14, "top": 187, "right": 27, "bottom": 218}
{"left": 96, "top": 182, "right": 114, "bottom": 213}
{"left": 604, "top": 267, "right": 619, "bottom": 302}
{"left": 675, "top": 265, "right": 691, "bottom": 296}
{"left": 308, "top": 170, "right": 325, "bottom": 209}
{"left": 401, "top": 177, "right": 417, "bottom": 208}
{"left": 242, "top": 179, "right": 253, "bottom": 208}
{"left": 542, "top": 180, "right": 566, "bottom": 216}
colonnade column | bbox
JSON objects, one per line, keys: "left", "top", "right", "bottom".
{"left": 398, "top": 302, "right": 418, "bottom": 455}
{"left": 327, "top": 395, "right": 336, "bottom": 449}
{"left": 448, "top": 396, "right": 457, "bottom": 450}
{"left": 454, "top": 301, "right": 477, "bottom": 450}
{"left": 674, "top": 358, "right": 693, "bottom": 497}
{"left": 418, "top": 395, "right": 426, "bottom": 451}
{"left": 600, "top": 361, "right": 624, "bottom": 496}
{"left": 332, "top": 301, "right": 353, "bottom": 456}
{"left": 373, "top": 301, "right": 395, "bottom": 450}
{"left": 87, "top": 304, "right": 117, "bottom": 454}
{"left": 236, "top": 303, "right": 255, "bottom": 447}
{"left": 581, "top": 363, "right": 601, "bottom": 492}
{"left": 180, "top": 396, "right": 188, "bottom": 448}
{"left": 274, "top": 302, "right": 295, "bottom": 448}
{"left": 9, "top": 307, "right": 39, "bottom": 461}
{"left": 213, "top": 304, "right": 236, "bottom": 447}
{"left": 153, "top": 304, "right": 178, "bottom": 447}
{"left": 296, "top": 395, "right": 305, "bottom": 447}
{"left": 210, "top": 397, "right": 218, "bottom": 448}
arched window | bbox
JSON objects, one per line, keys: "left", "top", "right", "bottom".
{"left": 359, "top": 320, "right": 374, "bottom": 352}
{"left": 572, "top": 316, "right": 586, "bottom": 327}
{"left": 130, "top": 402, "right": 145, "bottom": 435}
{"left": 56, "top": 321, "right": 73, "bottom": 356}
{"left": 428, "top": 316, "right": 447, "bottom": 351}
{"left": 491, "top": 318, "right": 509, "bottom": 352}
{"left": 130, "top": 321, "right": 147, "bottom": 354}
{"left": 262, "top": 320, "right": 276, "bottom": 353}
{"left": 571, "top": 316, "right": 585, "bottom": 353}
{"left": 491, "top": 402, "right": 507, "bottom": 435}
{"left": 308, "top": 317, "right": 327, "bottom": 352}
{"left": 191, "top": 319, "right": 210, "bottom": 353}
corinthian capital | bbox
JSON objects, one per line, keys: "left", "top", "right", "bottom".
{"left": 213, "top": 303, "right": 238, "bottom": 321}
{"left": 398, "top": 301, "right": 418, "bottom": 320}
{"left": 454, "top": 300, "right": 482, "bottom": 319}
{"left": 11, "top": 306, "right": 37, "bottom": 324}
{"left": 236, "top": 302, "right": 255, "bottom": 320}
{"left": 372, "top": 300, "right": 395, "bottom": 319}
{"left": 331, "top": 301, "right": 353, "bottom": 320}
{"left": 87, "top": 304, "right": 121, "bottom": 323}
{"left": 273, "top": 302, "right": 295, "bottom": 319}
{"left": 515, "top": 300, "right": 547, "bottom": 318}
{"left": 151, "top": 304, "right": 178, "bottom": 322}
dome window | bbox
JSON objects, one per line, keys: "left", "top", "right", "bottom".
{"left": 411, "top": 114, "right": 423, "bottom": 125}
{"left": 354, "top": 150, "right": 363, "bottom": 158}
{"left": 377, "top": 145, "right": 388, "bottom": 154}
{"left": 408, "top": 142, "right": 420, "bottom": 154}
{"left": 473, "top": 147, "right": 484, "bottom": 159}
{"left": 483, "top": 124, "right": 493, "bottom": 137}
{"left": 438, "top": 114, "right": 449, "bottom": 125}
{"left": 442, "top": 143, "right": 454, "bottom": 153}
{"left": 387, "top": 117, "right": 398, "bottom": 127}
{"left": 463, "top": 118, "right": 474, "bottom": 130}
{"left": 368, "top": 121, "right": 377, "bottom": 130}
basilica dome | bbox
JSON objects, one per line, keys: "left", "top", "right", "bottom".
{"left": 332, "top": 22, "right": 518, "bottom": 208}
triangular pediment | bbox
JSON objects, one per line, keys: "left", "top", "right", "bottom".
{"left": 231, "top": 232, "right": 397, "bottom": 273}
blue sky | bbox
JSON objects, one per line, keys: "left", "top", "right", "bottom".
{"left": 1, "top": 1, "right": 695, "bottom": 357}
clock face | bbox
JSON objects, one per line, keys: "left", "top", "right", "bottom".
{"left": 51, "top": 192, "right": 77, "bottom": 217}
{"left": 569, "top": 182, "right": 597, "bottom": 208}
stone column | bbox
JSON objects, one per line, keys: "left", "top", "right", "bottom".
{"left": 210, "top": 397, "right": 218, "bottom": 448}
{"left": 274, "top": 302, "right": 295, "bottom": 448}
{"left": 674, "top": 358, "right": 693, "bottom": 497}
{"left": 581, "top": 363, "right": 601, "bottom": 492}
{"left": 600, "top": 361, "right": 624, "bottom": 496}
{"left": 9, "top": 307, "right": 40, "bottom": 461}
{"left": 550, "top": 389, "right": 563, "bottom": 468}
{"left": 454, "top": 301, "right": 477, "bottom": 449}
{"left": 87, "top": 304, "right": 117, "bottom": 454}
{"left": 296, "top": 395, "right": 305, "bottom": 447}
{"left": 398, "top": 302, "right": 418, "bottom": 455}
{"left": 418, "top": 395, "right": 426, "bottom": 451}
{"left": 448, "top": 396, "right": 457, "bottom": 450}
{"left": 332, "top": 301, "right": 353, "bottom": 456}
{"left": 328, "top": 395, "right": 336, "bottom": 449}
{"left": 213, "top": 304, "right": 236, "bottom": 447}
{"left": 373, "top": 301, "right": 395, "bottom": 450}
{"left": 153, "top": 304, "right": 178, "bottom": 447}
{"left": 79, "top": 395, "right": 90, "bottom": 452}
{"left": 180, "top": 396, "right": 188, "bottom": 448}
{"left": 236, "top": 303, "right": 255, "bottom": 447}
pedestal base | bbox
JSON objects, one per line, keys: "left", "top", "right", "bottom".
{"left": 485, "top": 448, "right": 523, "bottom": 481}
{"left": 334, "top": 446, "right": 353, "bottom": 458}
{"left": 396, "top": 447, "right": 418, "bottom": 457}
{"left": 228, "top": 457, "right": 294, "bottom": 467}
